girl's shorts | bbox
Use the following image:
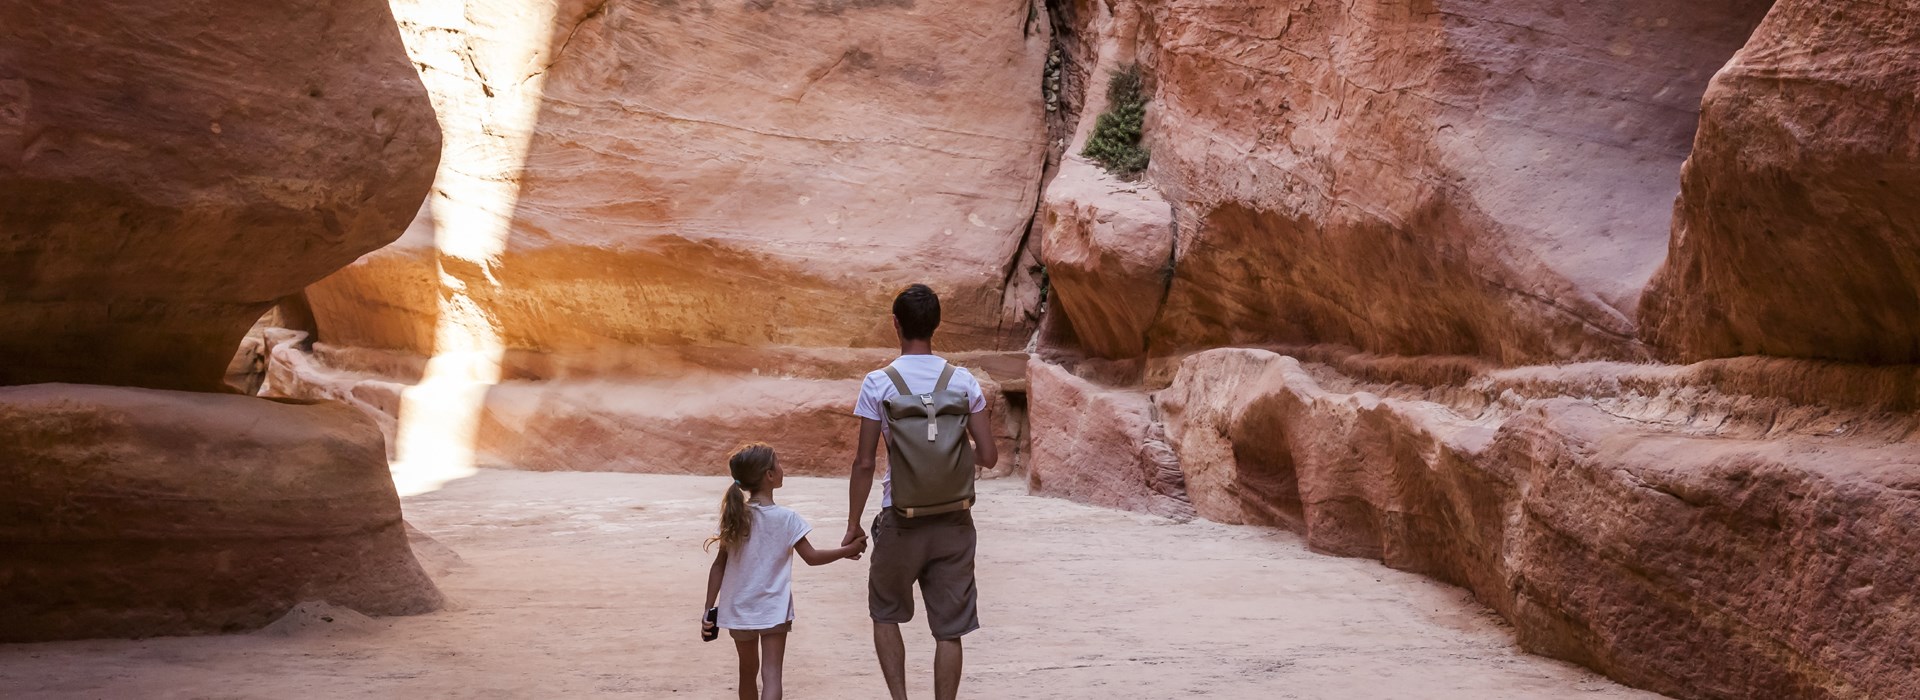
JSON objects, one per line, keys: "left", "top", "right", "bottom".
{"left": 728, "top": 621, "right": 793, "bottom": 641}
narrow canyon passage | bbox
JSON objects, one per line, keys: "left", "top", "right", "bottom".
{"left": 0, "top": 473, "right": 1657, "bottom": 699}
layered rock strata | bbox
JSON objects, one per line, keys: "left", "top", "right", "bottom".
{"left": 1025, "top": 348, "right": 1920, "bottom": 699}
{"left": 307, "top": 0, "right": 1049, "bottom": 357}
{"left": 271, "top": 338, "right": 1030, "bottom": 476}
{"left": 0, "top": 0, "right": 438, "bottom": 391}
{"left": 277, "top": 0, "right": 1052, "bottom": 477}
{"left": 0, "top": 385, "right": 442, "bottom": 642}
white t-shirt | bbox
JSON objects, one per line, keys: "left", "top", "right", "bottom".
{"left": 852, "top": 355, "right": 988, "bottom": 508}
{"left": 717, "top": 503, "right": 812, "bottom": 630}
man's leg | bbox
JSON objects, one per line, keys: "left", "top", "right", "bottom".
{"left": 874, "top": 621, "right": 910, "bottom": 699}
{"left": 920, "top": 513, "right": 979, "bottom": 700}
{"left": 869, "top": 509, "right": 920, "bottom": 700}
{"left": 934, "top": 638, "right": 963, "bottom": 700}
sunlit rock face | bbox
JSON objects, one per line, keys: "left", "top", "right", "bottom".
{"left": 0, "top": 0, "right": 439, "bottom": 391}
{"left": 307, "top": 0, "right": 1051, "bottom": 359}
{"left": 1641, "top": 0, "right": 1920, "bottom": 364}
{"left": 275, "top": 0, "right": 1050, "bottom": 478}
{"left": 0, "top": 385, "right": 442, "bottom": 642}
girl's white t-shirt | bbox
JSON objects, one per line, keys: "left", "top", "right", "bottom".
{"left": 717, "top": 504, "right": 813, "bottom": 630}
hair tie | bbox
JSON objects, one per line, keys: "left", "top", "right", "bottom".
{"left": 733, "top": 479, "right": 742, "bottom": 488}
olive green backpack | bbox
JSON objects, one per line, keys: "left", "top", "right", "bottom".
{"left": 881, "top": 362, "right": 976, "bottom": 517}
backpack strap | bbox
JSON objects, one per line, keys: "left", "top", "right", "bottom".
{"left": 933, "top": 362, "right": 956, "bottom": 394}
{"left": 881, "top": 366, "right": 913, "bottom": 396}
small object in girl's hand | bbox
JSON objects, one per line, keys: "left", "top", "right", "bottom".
{"left": 701, "top": 607, "right": 719, "bottom": 642}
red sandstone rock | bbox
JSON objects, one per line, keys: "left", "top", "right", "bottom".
{"left": 1640, "top": 0, "right": 1920, "bottom": 364}
{"left": 1039, "top": 156, "right": 1175, "bottom": 359}
{"left": 1026, "top": 359, "right": 1192, "bottom": 518}
{"left": 0, "top": 0, "right": 439, "bottom": 390}
{"left": 0, "top": 385, "right": 442, "bottom": 642}
{"left": 308, "top": 0, "right": 1049, "bottom": 358}
{"left": 1040, "top": 0, "right": 1775, "bottom": 364}
{"left": 1155, "top": 348, "right": 1920, "bottom": 699}
{"left": 268, "top": 338, "right": 1026, "bottom": 477}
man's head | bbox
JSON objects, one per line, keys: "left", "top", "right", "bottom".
{"left": 891, "top": 283, "right": 941, "bottom": 342}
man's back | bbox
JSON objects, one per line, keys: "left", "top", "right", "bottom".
{"left": 853, "top": 354, "right": 987, "bottom": 509}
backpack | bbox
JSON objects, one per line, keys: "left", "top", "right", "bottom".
{"left": 881, "top": 362, "right": 976, "bottom": 517}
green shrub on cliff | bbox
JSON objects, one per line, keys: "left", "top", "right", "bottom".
{"left": 1082, "top": 65, "right": 1150, "bottom": 178}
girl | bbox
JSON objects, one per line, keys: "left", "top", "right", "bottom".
{"left": 702, "top": 443, "right": 866, "bottom": 700}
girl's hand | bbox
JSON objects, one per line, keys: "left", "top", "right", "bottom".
{"left": 848, "top": 533, "right": 869, "bottom": 559}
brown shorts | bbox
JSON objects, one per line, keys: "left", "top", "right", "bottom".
{"left": 727, "top": 621, "right": 792, "bottom": 641}
{"left": 868, "top": 508, "right": 979, "bottom": 641}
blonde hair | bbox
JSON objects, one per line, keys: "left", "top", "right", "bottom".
{"left": 706, "top": 443, "right": 777, "bottom": 552}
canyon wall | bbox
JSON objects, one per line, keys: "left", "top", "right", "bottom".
{"left": 225, "top": 0, "right": 1920, "bottom": 695}
{"left": 313, "top": 0, "right": 1049, "bottom": 356}
{"left": 271, "top": 0, "right": 1049, "bottom": 474}
{"left": 1042, "top": 0, "right": 1776, "bottom": 367}
{"left": 0, "top": 0, "right": 443, "bottom": 640}
{"left": 1029, "top": 0, "right": 1920, "bottom": 698}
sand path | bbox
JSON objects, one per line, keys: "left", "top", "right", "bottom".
{"left": 0, "top": 471, "right": 1661, "bottom": 699}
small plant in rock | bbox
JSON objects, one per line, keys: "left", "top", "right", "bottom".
{"left": 1081, "top": 65, "right": 1150, "bottom": 178}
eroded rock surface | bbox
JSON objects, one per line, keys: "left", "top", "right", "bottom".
{"left": 1151, "top": 349, "right": 1920, "bottom": 699}
{"left": 0, "top": 0, "right": 438, "bottom": 390}
{"left": 308, "top": 0, "right": 1049, "bottom": 358}
{"left": 1641, "top": 0, "right": 1920, "bottom": 364}
{"left": 270, "top": 338, "right": 1028, "bottom": 476}
{"left": 1039, "top": 0, "right": 1774, "bottom": 365}
{"left": 0, "top": 385, "right": 441, "bottom": 642}
{"left": 1039, "top": 156, "right": 1174, "bottom": 360}
{"left": 1026, "top": 359, "right": 1192, "bottom": 518}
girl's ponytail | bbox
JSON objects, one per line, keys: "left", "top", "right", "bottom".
{"left": 706, "top": 443, "right": 777, "bottom": 552}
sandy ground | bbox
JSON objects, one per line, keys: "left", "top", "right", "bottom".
{"left": 0, "top": 472, "right": 1662, "bottom": 699}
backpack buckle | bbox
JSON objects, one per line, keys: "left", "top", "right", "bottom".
{"left": 919, "top": 394, "right": 936, "bottom": 441}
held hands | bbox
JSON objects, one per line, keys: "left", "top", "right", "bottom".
{"left": 843, "top": 522, "right": 868, "bottom": 560}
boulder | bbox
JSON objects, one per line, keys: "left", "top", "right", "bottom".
{"left": 1025, "top": 359, "right": 1192, "bottom": 518}
{"left": 1640, "top": 0, "right": 1920, "bottom": 364}
{"left": 1038, "top": 156, "right": 1175, "bottom": 359}
{"left": 0, "top": 385, "right": 442, "bottom": 642}
{"left": 1155, "top": 348, "right": 1920, "bottom": 699}
{"left": 0, "top": 0, "right": 439, "bottom": 390}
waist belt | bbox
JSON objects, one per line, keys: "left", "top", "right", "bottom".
{"left": 895, "top": 496, "right": 975, "bottom": 518}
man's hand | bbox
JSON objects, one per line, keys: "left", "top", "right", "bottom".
{"left": 843, "top": 521, "right": 866, "bottom": 548}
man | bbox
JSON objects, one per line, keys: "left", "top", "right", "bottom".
{"left": 845, "top": 283, "right": 998, "bottom": 700}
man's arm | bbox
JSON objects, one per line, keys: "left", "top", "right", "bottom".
{"left": 846, "top": 417, "right": 882, "bottom": 546}
{"left": 967, "top": 402, "right": 998, "bottom": 472}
